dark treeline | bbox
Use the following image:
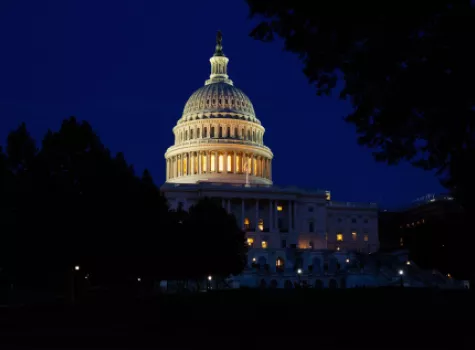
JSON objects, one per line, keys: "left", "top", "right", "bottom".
{"left": 246, "top": 0, "right": 475, "bottom": 280}
{"left": 0, "top": 117, "right": 246, "bottom": 298}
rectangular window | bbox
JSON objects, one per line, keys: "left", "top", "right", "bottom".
{"left": 211, "top": 154, "right": 216, "bottom": 172}
{"left": 197, "top": 128, "right": 200, "bottom": 138}
{"left": 337, "top": 233, "right": 344, "bottom": 242}
{"left": 234, "top": 128, "right": 238, "bottom": 138}
{"left": 277, "top": 205, "right": 283, "bottom": 211}
{"left": 352, "top": 231, "right": 357, "bottom": 241}
{"left": 190, "top": 129, "right": 193, "bottom": 139}
{"left": 202, "top": 154, "right": 207, "bottom": 173}
{"left": 261, "top": 240, "right": 268, "bottom": 249}
{"left": 236, "top": 154, "right": 241, "bottom": 172}
{"left": 210, "top": 127, "right": 215, "bottom": 138}
{"left": 218, "top": 154, "right": 224, "bottom": 172}
{"left": 309, "top": 221, "right": 314, "bottom": 233}
{"left": 247, "top": 237, "right": 254, "bottom": 247}
{"left": 281, "top": 239, "right": 287, "bottom": 248}
{"left": 203, "top": 127, "right": 207, "bottom": 138}
{"left": 364, "top": 234, "right": 369, "bottom": 242}
{"left": 277, "top": 218, "right": 283, "bottom": 229}
{"left": 227, "top": 127, "right": 230, "bottom": 137}
{"left": 227, "top": 154, "right": 232, "bottom": 172}
{"left": 219, "top": 127, "right": 223, "bottom": 138}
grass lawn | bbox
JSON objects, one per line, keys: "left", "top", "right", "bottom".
{"left": 0, "top": 288, "right": 473, "bottom": 348}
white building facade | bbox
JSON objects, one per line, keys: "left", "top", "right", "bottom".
{"left": 161, "top": 33, "right": 380, "bottom": 288}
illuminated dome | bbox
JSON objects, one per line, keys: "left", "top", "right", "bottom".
{"left": 181, "top": 83, "right": 258, "bottom": 123}
{"left": 165, "top": 31, "right": 273, "bottom": 186}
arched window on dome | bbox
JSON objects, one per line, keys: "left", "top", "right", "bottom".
{"left": 185, "top": 130, "right": 188, "bottom": 141}
{"left": 210, "top": 127, "right": 215, "bottom": 138}
{"left": 252, "top": 131, "right": 256, "bottom": 142}
{"left": 219, "top": 127, "right": 223, "bottom": 138}
{"left": 190, "top": 129, "right": 193, "bottom": 140}
{"left": 197, "top": 128, "right": 201, "bottom": 138}
{"left": 203, "top": 127, "right": 207, "bottom": 138}
{"left": 234, "top": 127, "right": 238, "bottom": 138}
{"left": 227, "top": 127, "right": 230, "bottom": 138}
{"left": 241, "top": 128, "right": 244, "bottom": 139}
{"left": 247, "top": 130, "right": 251, "bottom": 140}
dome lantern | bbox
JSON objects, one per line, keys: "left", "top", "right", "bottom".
{"left": 205, "top": 30, "right": 233, "bottom": 86}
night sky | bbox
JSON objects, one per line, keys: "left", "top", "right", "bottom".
{"left": 0, "top": 0, "right": 444, "bottom": 209}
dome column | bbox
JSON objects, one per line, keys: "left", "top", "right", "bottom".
{"left": 224, "top": 151, "right": 228, "bottom": 173}
{"left": 166, "top": 159, "right": 169, "bottom": 180}
{"left": 198, "top": 151, "right": 202, "bottom": 174}
{"left": 233, "top": 152, "right": 237, "bottom": 174}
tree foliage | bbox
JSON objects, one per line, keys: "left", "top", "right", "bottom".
{"left": 246, "top": 0, "right": 475, "bottom": 208}
{"left": 0, "top": 118, "right": 247, "bottom": 296}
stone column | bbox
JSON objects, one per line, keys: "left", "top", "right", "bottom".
{"left": 207, "top": 151, "right": 211, "bottom": 173}
{"left": 255, "top": 199, "right": 259, "bottom": 232}
{"left": 198, "top": 152, "right": 202, "bottom": 174}
{"left": 224, "top": 151, "right": 228, "bottom": 173}
{"left": 251, "top": 154, "right": 254, "bottom": 176}
{"left": 233, "top": 152, "right": 237, "bottom": 174}
{"left": 269, "top": 199, "right": 273, "bottom": 231}
{"left": 293, "top": 201, "right": 298, "bottom": 232}
{"left": 269, "top": 160, "right": 272, "bottom": 180}
{"left": 166, "top": 159, "right": 169, "bottom": 180}
{"left": 288, "top": 200, "right": 293, "bottom": 232}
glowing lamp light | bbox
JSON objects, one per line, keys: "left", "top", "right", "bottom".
{"left": 137, "top": 277, "right": 141, "bottom": 282}
{"left": 74, "top": 265, "right": 80, "bottom": 271}
{"left": 252, "top": 257, "right": 256, "bottom": 262}
{"left": 398, "top": 269, "right": 404, "bottom": 276}
{"left": 208, "top": 275, "right": 212, "bottom": 281}
{"left": 345, "top": 258, "right": 350, "bottom": 263}
{"left": 297, "top": 268, "right": 302, "bottom": 275}
{"left": 406, "top": 261, "right": 411, "bottom": 265}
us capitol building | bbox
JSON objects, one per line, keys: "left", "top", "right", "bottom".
{"left": 160, "top": 33, "right": 420, "bottom": 289}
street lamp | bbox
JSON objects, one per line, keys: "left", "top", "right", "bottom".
{"left": 346, "top": 258, "right": 350, "bottom": 263}
{"left": 398, "top": 269, "right": 404, "bottom": 287}
{"left": 208, "top": 275, "right": 212, "bottom": 281}
{"left": 74, "top": 265, "right": 80, "bottom": 271}
{"left": 297, "top": 269, "right": 302, "bottom": 275}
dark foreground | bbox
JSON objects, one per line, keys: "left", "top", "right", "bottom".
{"left": 0, "top": 288, "right": 474, "bottom": 348}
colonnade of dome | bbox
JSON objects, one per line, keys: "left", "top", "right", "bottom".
{"left": 166, "top": 150, "right": 272, "bottom": 180}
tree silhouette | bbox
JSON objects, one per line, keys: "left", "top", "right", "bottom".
{"left": 246, "top": 0, "right": 475, "bottom": 209}
{"left": 0, "top": 117, "right": 170, "bottom": 295}
{"left": 180, "top": 197, "right": 247, "bottom": 286}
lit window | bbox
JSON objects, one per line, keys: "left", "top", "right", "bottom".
{"left": 244, "top": 218, "right": 250, "bottom": 230}
{"left": 277, "top": 205, "right": 283, "bottom": 211}
{"left": 202, "top": 154, "right": 207, "bottom": 173}
{"left": 352, "top": 231, "right": 357, "bottom": 241}
{"left": 261, "top": 241, "right": 268, "bottom": 249}
{"left": 236, "top": 154, "right": 241, "bottom": 172}
{"left": 258, "top": 219, "right": 264, "bottom": 231}
{"left": 227, "top": 155, "right": 232, "bottom": 172}
{"left": 336, "top": 246, "right": 340, "bottom": 251}
{"left": 276, "top": 257, "right": 284, "bottom": 267}
{"left": 400, "top": 237, "right": 404, "bottom": 246}
{"left": 326, "top": 191, "right": 331, "bottom": 200}
{"left": 247, "top": 237, "right": 254, "bottom": 247}
{"left": 211, "top": 154, "right": 216, "bottom": 172}
{"left": 218, "top": 154, "right": 224, "bottom": 172}
{"left": 364, "top": 234, "right": 369, "bottom": 242}
{"left": 337, "top": 233, "right": 343, "bottom": 242}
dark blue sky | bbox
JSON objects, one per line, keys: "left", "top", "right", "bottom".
{"left": 0, "top": 0, "right": 443, "bottom": 208}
